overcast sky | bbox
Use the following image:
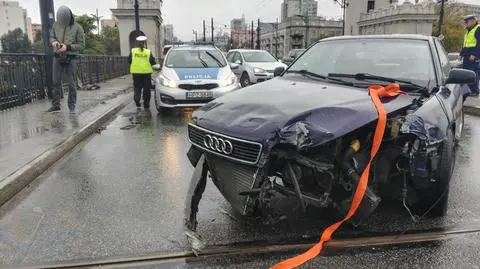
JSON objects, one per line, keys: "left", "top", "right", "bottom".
{"left": 17, "top": 0, "right": 480, "bottom": 40}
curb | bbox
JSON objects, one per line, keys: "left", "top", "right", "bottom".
{"left": 464, "top": 105, "right": 480, "bottom": 117}
{"left": 0, "top": 92, "right": 132, "bottom": 207}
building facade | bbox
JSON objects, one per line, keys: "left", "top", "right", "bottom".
{"left": 30, "top": 23, "right": 41, "bottom": 41}
{"left": 230, "top": 16, "right": 257, "bottom": 49}
{"left": 101, "top": 18, "right": 119, "bottom": 29}
{"left": 163, "top": 24, "right": 174, "bottom": 43}
{"left": 260, "top": 16, "right": 343, "bottom": 58}
{"left": 281, "top": 0, "right": 318, "bottom": 22}
{"left": 0, "top": 1, "right": 28, "bottom": 36}
{"left": 345, "top": 0, "right": 399, "bottom": 36}
{"left": 358, "top": 1, "right": 436, "bottom": 36}
{"left": 111, "top": 0, "right": 164, "bottom": 57}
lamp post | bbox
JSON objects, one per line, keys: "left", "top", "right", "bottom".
{"left": 438, "top": 0, "right": 446, "bottom": 37}
{"left": 134, "top": 0, "right": 140, "bottom": 36}
{"left": 334, "top": 0, "right": 349, "bottom": 35}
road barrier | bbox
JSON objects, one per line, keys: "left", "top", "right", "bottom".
{"left": 0, "top": 53, "right": 129, "bottom": 110}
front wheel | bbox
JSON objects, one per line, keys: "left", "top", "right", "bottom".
{"left": 240, "top": 73, "right": 250, "bottom": 88}
{"left": 416, "top": 128, "right": 455, "bottom": 217}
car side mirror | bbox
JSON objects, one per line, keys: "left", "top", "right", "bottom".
{"left": 229, "top": 63, "right": 239, "bottom": 70}
{"left": 274, "top": 66, "right": 285, "bottom": 77}
{"left": 445, "top": 68, "right": 476, "bottom": 84}
{"left": 152, "top": 64, "right": 161, "bottom": 70}
{"left": 235, "top": 60, "right": 242, "bottom": 65}
{"left": 278, "top": 59, "right": 283, "bottom": 63}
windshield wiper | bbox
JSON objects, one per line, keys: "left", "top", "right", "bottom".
{"left": 204, "top": 51, "right": 224, "bottom": 67}
{"left": 328, "top": 72, "right": 427, "bottom": 92}
{"left": 286, "top": 69, "right": 355, "bottom": 86}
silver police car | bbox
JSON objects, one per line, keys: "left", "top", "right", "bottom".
{"left": 154, "top": 44, "right": 241, "bottom": 112}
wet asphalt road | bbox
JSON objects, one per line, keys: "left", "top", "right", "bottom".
{"left": 1, "top": 100, "right": 480, "bottom": 268}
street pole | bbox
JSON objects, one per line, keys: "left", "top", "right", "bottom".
{"left": 211, "top": 18, "right": 214, "bottom": 42}
{"left": 257, "top": 18, "right": 260, "bottom": 49}
{"left": 134, "top": 0, "right": 140, "bottom": 36}
{"left": 438, "top": 0, "right": 445, "bottom": 36}
{"left": 39, "top": 0, "right": 55, "bottom": 98}
{"left": 96, "top": 8, "right": 100, "bottom": 35}
{"left": 251, "top": 20, "right": 254, "bottom": 49}
{"left": 334, "top": 0, "right": 349, "bottom": 35}
{"left": 203, "top": 20, "right": 206, "bottom": 42}
{"left": 275, "top": 18, "right": 278, "bottom": 58}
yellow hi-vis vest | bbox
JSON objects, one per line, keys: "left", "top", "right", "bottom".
{"left": 130, "top": 48, "right": 153, "bottom": 74}
{"left": 463, "top": 24, "right": 480, "bottom": 48}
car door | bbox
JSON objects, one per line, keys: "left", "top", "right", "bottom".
{"left": 432, "top": 38, "right": 463, "bottom": 139}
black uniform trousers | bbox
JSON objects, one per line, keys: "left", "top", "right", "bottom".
{"left": 132, "top": 74, "right": 152, "bottom": 108}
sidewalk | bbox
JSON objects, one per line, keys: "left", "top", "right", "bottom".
{"left": 0, "top": 75, "right": 133, "bottom": 206}
{"left": 464, "top": 96, "right": 480, "bottom": 117}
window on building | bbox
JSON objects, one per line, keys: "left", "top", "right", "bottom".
{"left": 367, "top": 0, "right": 375, "bottom": 12}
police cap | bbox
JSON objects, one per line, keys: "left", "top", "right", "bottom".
{"left": 463, "top": 14, "right": 476, "bottom": 21}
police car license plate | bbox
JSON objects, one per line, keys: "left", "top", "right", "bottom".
{"left": 186, "top": 91, "right": 213, "bottom": 99}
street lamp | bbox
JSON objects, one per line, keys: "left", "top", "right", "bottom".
{"left": 134, "top": 0, "right": 140, "bottom": 36}
{"left": 334, "top": 0, "right": 349, "bottom": 35}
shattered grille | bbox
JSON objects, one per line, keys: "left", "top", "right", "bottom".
{"left": 206, "top": 154, "right": 257, "bottom": 215}
{"left": 187, "top": 124, "right": 262, "bottom": 165}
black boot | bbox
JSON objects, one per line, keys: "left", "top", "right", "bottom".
{"left": 46, "top": 106, "right": 61, "bottom": 113}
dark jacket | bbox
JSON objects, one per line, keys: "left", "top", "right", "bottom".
{"left": 460, "top": 22, "right": 480, "bottom": 64}
{"left": 49, "top": 10, "right": 85, "bottom": 55}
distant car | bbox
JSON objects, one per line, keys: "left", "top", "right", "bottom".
{"left": 153, "top": 43, "right": 241, "bottom": 112}
{"left": 226, "top": 49, "right": 288, "bottom": 87}
{"left": 282, "top": 49, "right": 306, "bottom": 65}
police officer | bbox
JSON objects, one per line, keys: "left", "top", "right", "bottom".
{"left": 128, "top": 36, "right": 157, "bottom": 109}
{"left": 460, "top": 14, "right": 480, "bottom": 97}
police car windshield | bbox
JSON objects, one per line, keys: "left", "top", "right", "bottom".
{"left": 287, "top": 38, "right": 436, "bottom": 87}
{"left": 243, "top": 51, "right": 277, "bottom": 62}
{"left": 165, "top": 49, "right": 227, "bottom": 68}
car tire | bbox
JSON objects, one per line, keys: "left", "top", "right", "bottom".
{"left": 454, "top": 109, "right": 464, "bottom": 144}
{"left": 240, "top": 72, "right": 250, "bottom": 88}
{"left": 417, "top": 128, "right": 455, "bottom": 217}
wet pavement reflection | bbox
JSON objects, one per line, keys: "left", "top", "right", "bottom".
{"left": 0, "top": 101, "right": 480, "bottom": 267}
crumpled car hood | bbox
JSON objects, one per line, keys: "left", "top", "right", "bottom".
{"left": 192, "top": 77, "right": 416, "bottom": 150}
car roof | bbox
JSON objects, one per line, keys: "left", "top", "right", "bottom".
{"left": 322, "top": 34, "right": 432, "bottom": 41}
{"left": 229, "top": 49, "right": 268, "bottom": 53}
{"left": 171, "top": 45, "right": 220, "bottom": 51}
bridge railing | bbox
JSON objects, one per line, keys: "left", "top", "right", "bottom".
{"left": 0, "top": 54, "right": 129, "bottom": 111}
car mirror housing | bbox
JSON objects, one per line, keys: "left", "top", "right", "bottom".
{"left": 446, "top": 68, "right": 476, "bottom": 85}
{"left": 274, "top": 66, "right": 285, "bottom": 77}
{"left": 229, "top": 63, "right": 240, "bottom": 70}
{"left": 152, "top": 64, "right": 161, "bottom": 70}
{"left": 235, "top": 60, "right": 242, "bottom": 65}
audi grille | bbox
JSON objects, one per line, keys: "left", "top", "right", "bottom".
{"left": 187, "top": 124, "right": 262, "bottom": 165}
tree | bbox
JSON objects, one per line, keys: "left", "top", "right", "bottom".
{"left": 0, "top": 28, "right": 32, "bottom": 53}
{"left": 102, "top": 26, "right": 120, "bottom": 55}
{"left": 75, "top": 14, "right": 105, "bottom": 55}
{"left": 432, "top": 2, "right": 469, "bottom": 52}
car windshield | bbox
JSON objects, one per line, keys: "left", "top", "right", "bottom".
{"left": 286, "top": 39, "right": 436, "bottom": 87}
{"left": 242, "top": 51, "right": 277, "bottom": 62}
{"left": 165, "top": 49, "right": 226, "bottom": 68}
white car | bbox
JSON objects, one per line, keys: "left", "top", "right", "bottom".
{"left": 226, "top": 49, "right": 287, "bottom": 87}
{"left": 153, "top": 44, "right": 241, "bottom": 112}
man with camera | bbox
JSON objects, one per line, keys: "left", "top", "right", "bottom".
{"left": 47, "top": 5, "right": 85, "bottom": 113}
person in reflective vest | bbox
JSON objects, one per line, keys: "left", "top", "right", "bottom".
{"left": 460, "top": 14, "right": 480, "bottom": 97}
{"left": 128, "top": 35, "right": 157, "bottom": 108}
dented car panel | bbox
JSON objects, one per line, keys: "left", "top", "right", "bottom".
{"left": 185, "top": 35, "right": 472, "bottom": 239}
{"left": 192, "top": 77, "right": 417, "bottom": 151}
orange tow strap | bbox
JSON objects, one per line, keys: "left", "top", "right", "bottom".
{"left": 270, "top": 84, "right": 404, "bottom": 269}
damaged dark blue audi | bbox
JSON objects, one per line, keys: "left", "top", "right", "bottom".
{"left": 184, "top": 35, "right": 477, "bottom": 245}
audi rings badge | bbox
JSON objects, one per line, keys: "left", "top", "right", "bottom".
{"left": 203, "top": 134, "right": 233, "bottom": 155}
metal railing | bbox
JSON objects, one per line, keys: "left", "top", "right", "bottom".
{"left": 0, "top": 54, "right": 129, "bottom": 110}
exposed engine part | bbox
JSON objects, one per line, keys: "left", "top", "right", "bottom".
{"left": 338, "top": 139, "right": 382, "bottom": 226}
{"left": 286, "top": 163, "right": 307, "bottom": 212}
